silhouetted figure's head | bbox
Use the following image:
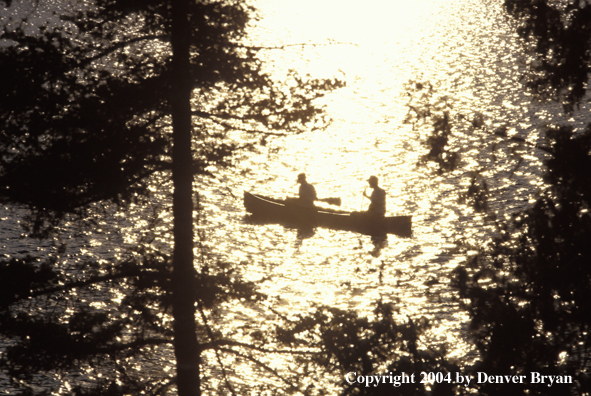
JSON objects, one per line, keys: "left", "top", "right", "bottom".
{"left": 297, "top": 173, "right": 307, "bottom": 184}
{"left": 367, "top": 175, "right": 379, "bottom": 188}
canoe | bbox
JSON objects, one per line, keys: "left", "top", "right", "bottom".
{"left": 243, "top": 191, "right": 412, "bottom": 237}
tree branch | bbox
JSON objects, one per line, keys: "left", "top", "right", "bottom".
{"left": 192, "top": 110, "right": 295, "bottom": 136}
{"left": 97, "top": 337, "right": 172, "bottom": 354}
{"left": 199, "top": 338, "right": 320, "bottom": 356}
{"left": 232, "top": 41, "right": 356, "bottom": 51}
{"left": 11, "top": 265, "right": 159, "bottom": 303}
{"left": 79, "top": 34, "right": 169, "bottom": 67}
{"left": 216, "top": 346, "right": 300, "bottom": 391}
{"left": 197, "top": 303, "right": 237, "bottom": 396}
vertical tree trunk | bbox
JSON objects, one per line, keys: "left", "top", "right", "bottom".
{"left": 170, "top": 0, "right": 200, "bottom": 395}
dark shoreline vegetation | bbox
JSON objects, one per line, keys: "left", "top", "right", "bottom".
{"left": 1, "top": 0, "right": 590, "bottom": 395}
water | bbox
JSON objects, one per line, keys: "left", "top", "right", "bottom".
{"left": 2, "top": 0, "right": 589, "bottom": 393}
{"left": 198, "top": 0, "right": 590, "bottom": 371}
{"left": 202, "top": 0, "right": 544, "bottom": 359}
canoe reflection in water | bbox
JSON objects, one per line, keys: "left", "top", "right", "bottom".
{"left": 243, "top": 191, "right": 412, "bottom": 239}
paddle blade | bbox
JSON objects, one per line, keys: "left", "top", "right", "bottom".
{"left": 321, "top": 197, "right": 342, "bottom": 206}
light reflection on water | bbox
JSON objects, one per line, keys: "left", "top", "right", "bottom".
{"left": 200, "top": 0, "right": 586, "bottom": 367}
{"left": 4, "top": 0, "right": 591, "bottom": 393}
{"left": 203, "top": 0, "right": 538, "bottom": 363}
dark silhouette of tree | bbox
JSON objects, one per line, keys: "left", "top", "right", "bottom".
{"left": 0, "top": 0, "right": 343, "bottom": 395}
{"left": 404, "top": 81, "right": 491, "bottom": 213}
{"left": 450, "top": 1, "right": 591, "bottom": 395}
{"left": 170, "top": 0, "right": 200, "bottom": 394}
{"left": 454, "top": 124, "right": 591, "bottom": 395}
{"left": 505, "top": 0, "right": 591, "bottom": 113}
{"left": 402, "top": 2, "right": 591, "bottom": 394}
{"left": 0, "top": 0, "right": 337, "bottom": 232}
{"left": 276, "top": 302, "right": 463, "bottom": 396}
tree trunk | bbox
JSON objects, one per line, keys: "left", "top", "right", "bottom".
{"left": 170, "top": 0, "right": 200, "bottom": 395}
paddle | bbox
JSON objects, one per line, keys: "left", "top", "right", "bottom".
{"left": 317, "top": 197, "right": 342, "bottom": 206}
{"left": 359, "top": 188, "right": 367, "bottom": 210}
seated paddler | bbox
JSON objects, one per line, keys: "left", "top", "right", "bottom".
{"left": 296, "top": 172, "right": 317, "bottom": 207}
{"left": 363, "top": 175, "right": 386, "bottom": 217}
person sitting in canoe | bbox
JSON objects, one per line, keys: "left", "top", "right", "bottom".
{"left": 297, "top": 173, "right": 317, "bottom": 207}
{"left": 363, "top": 175, "right": 386, "bottom": 217}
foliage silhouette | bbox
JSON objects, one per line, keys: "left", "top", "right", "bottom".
{"left": 0, "top": 0, "right": 343, "bottom": 395}
{"left": 404, "top": 81, "right": 491, "bottom": 213}
{"left": 0, "top": 0, "right": 341, "bottom": 235}
{"left": 267, "top": 300, "right": 463, "bottom": 396}
{"left": 505, "top": 0, "right": 591, "bottom": 112}
{"left": 454, "top": 124, "right": 591, "bottom": 395}
{"left": 403, "top": 2, "right": 591, "bottom": 394}
{"left": 448, "top": 1, "right": 591, "bottom": 395}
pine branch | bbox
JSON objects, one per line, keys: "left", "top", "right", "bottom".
{"left": 8, "top": 265, "right": 156, "bottom": 304}
{"left": 199, "top": 339, "right": 320, "bottom": 356}
{"left": 79, "top": 34, "right": 169, "bottom": 67}
{"left": 216, "top": 347, "right": 300, "bottom": 391}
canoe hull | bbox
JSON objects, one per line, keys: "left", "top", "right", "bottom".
{"left": 244, "top": 191, "right": 412, "bottom": 237}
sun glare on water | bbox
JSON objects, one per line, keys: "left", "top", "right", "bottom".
{"left": 245, "top": 0, "right": 445, "bottom": 199}
{"left": 217, "top": 0, "right": 533, "bottom": 376}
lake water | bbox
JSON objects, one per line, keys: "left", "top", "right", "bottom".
{"left": 203, "top": 0, "right": 549, "bottom": 360}
{"left": 2, "top": 0, "right": 589, "bottom": 393}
